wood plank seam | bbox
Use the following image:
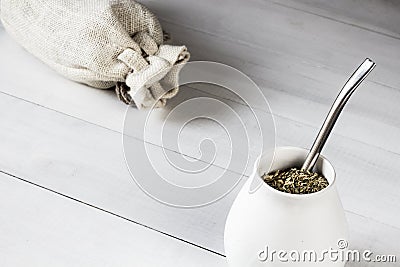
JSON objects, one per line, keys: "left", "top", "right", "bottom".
{"left": 2, "top": 164, "right": 399, "bottom": 256}
{"left": 269, "top": 1, "right": 400, "bottom": 41}
{"left": 1, "top": 89, "right": 398, "bottom": 254}
{"left": 158, "top": 18, "right": 399, "bottom": 90}
{"left": 2, "top": 81, "right": 399, "bottom": 161}
{"left": 0, "top": 169, "right": 227, "bottom": 258}
{"left": 185, "top": 85, "right": 400, "bottom": 158}
{"left": 345, "top": 210, "right": 400, "bottom": 232}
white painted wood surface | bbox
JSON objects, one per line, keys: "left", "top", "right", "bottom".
{"left": 0, "top": 0, "right": 399, "bottom": 265}
{"left": 0, "top": 172, "right": 226, "bottom": 267}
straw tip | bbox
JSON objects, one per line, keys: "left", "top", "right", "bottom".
{"left": 364, "top": 58, "right": 376, "bottom": 66}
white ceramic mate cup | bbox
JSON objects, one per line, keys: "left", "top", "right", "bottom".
{"left": 224, "top": 147, "right": 349, "bottom": 267}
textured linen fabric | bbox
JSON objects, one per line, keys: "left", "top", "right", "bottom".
{"left": 0, "top": 0, "right": 189, "bottom": 108}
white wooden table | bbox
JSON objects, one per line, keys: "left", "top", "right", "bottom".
{"left": 0, "top": 0, "right": 399, "bottom": 266}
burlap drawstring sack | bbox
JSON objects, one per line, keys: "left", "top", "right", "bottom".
{"left": 0, "top": 0, "right": 190, "bottom": 109}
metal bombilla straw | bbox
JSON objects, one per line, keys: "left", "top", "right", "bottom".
{"left": 302, "top": 58, "right": 376, "bottom": 171}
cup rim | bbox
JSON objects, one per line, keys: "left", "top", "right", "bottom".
{"left": 255, "top": 146, "right": 336, "bottom": 199}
